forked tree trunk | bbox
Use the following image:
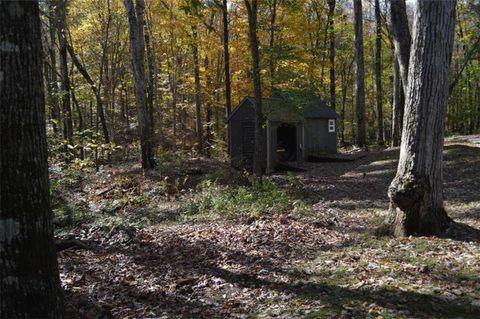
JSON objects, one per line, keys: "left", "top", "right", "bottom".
{"left": 353, "top": 0, "right": 366, "bottom": 147}
{"left": 245, "top": 0, "right": 264, "bottom": 177}
{"left": 124, "top": 0, "right": 155, "bottom": 169}
{"left": 389, "top": 0, "right": 411, "bottom": 146}
{"left": 0, "top": 1, "right": 64, "bottom": 316}
{"left": 374, "top": 0, "right": 384, "bottom": 145}
{"left": 389, "top": 0, "right": 411, "bottom": 90}
{"left": 391, "top": 58, "right": 404, "bottom": 147}
{"left": 388, "top": 0, "right": 456, "bottom": 237}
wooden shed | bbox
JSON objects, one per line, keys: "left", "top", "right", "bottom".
{"left": 227, "top": 91, "right": 338, "bottom": 172}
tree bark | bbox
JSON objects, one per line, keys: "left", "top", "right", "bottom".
{"left": 0, "top": 1, "right": 64, "bottom": 316}
{"left": 353, "top": 0, "right": 366, "bottom": 147}
{"left": 245, "top": 0, "right": 264, "bottom": 177}
{"left": 391, "top": 57, "right": 404, "bottom": 147}
{"left": 192, "top": 25, "right": 204, "bottom": 154}
{"left": 389, "top": 0, "right": 411, "bottom": 90}
{"left": 374, "top": 0, "right": 384, "bottom": 145}
{"left": 222, "top": 0, "right": 232, "bottom": 118}
{"left": 124, "top": 0, "right": 155, "bottom": 169}
{"left": 387, "top": 0, "right": 456, "bottom": 237}
{"left": 328, "top": 0, "right": 336, "bottom": 111}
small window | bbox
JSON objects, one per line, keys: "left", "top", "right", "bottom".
{"left": 328, "top": 119, "right": 335, "bottom": 133}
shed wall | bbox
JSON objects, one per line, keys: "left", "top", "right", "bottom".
{"left": 304, "top": 118, "right": 337, "bottom": 156}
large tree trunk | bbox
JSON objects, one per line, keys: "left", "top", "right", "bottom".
{"left": 56, "top": 0, "right": 74, "bottom": 155}
{"left": 192, "top": 25, "right": 203, "bottom": 154}
{"left": 387, "top": 0, "right": 456, "bottom": 237}
{"left": 374, "top": 0, "right": 384, "bottom": 145}
{"left": 124, "top": 0, "right": 155, "bottom": 169}
{"left": 389, "top": 0, "right": 411, "bottom": 90}
{"left": 353, "top": 0, "right": 366, "bottom": 147}
{"left": 0, "top": 2, "right": 64, "bottom": 317}
{"left": 391, "top": 57, "right": 404, "bottom": 147}
{"left": 328, "top": 0, "right": 336, "bottom": 111}
{"left": 245, "top": 0, "right": 264, "bottom": 177}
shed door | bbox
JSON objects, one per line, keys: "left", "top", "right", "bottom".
{"left": 241, "top": 121, "right": 255, "bottom": 164}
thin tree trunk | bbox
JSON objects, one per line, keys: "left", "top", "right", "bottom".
{"left": 388, "top": 0, "right": 456, "bottom": 237}
{"left": 245, "top": 0, "right": 264, "bottom": 177}
{"left": 47, "top": 2, "right": 60, "bottom": 134}
{"left": 0, "top": 2, "right": 64, "bottom": 316}
{"left": 192, "top": 25, "right": 203, "bottom": 154}
{"left": 268, "top": 0, "right": 277, "bottom": 91}
{"left": 145, "top": 11, "right": 163, "bottom": 146}
{"left": 124, "top": 0, "right": 155, "bottom": 169}
{"left": 340, "top": 69, "right": 347, "bottom": 145}
{"left": 66, "top": 42, "right": 110, "bottom": 144}
{"left": 222, "top": 0, "right": 232, "bottom": 155}
{"left": 56, "top": 0, "right": 74, "bottom": 155}
{"left": 353, "top": 0, "right": 366, "bottom": 147}
{"left": 71, "top": 88, "right": 84, "bottom": 159}
{"left": 328, "top": 0, "right": 336, "bottom": 111}
{"left": 145, "top": 16, "right": 156, "bottom": 139}
{"left": 374, "top": 0, "right": 384, "bottom": 145}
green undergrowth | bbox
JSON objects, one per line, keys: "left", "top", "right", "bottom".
{"left": 181, "top": 176, "right": 308, "bottom": 221}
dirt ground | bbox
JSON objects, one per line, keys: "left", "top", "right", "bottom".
{"left": 58, "top": 139, "right": 480, "bottom": 319}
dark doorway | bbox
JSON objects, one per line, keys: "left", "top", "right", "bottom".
{"left": 277, "top": 124, "right": 297, "bottom": 161}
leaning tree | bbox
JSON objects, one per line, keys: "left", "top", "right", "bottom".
{"left": 0, "top": 1, "right": 64, "bottom": 316}
{"left": 387, "top": 0, "right": 457, "bottom": 236}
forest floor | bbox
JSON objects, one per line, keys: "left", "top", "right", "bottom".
{"left": 53, "top": 138, "right": 480, "bottom": 319}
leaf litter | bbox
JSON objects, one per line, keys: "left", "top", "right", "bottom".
{"left": 58, "top": 142, "right": 480, "bottom": 318}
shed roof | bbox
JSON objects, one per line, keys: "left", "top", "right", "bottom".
{"left": 303, "top": 106, "right": 338, "bottom": 119}
{"left": 251, "top": 97, "right": 304, "bottom": 123}
{"left": 227, "top": 92, "right": 338, "bottom": 123}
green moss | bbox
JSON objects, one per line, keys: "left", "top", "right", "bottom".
{"left": 402, "top": 179, "right": 415, "bottom": 190}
